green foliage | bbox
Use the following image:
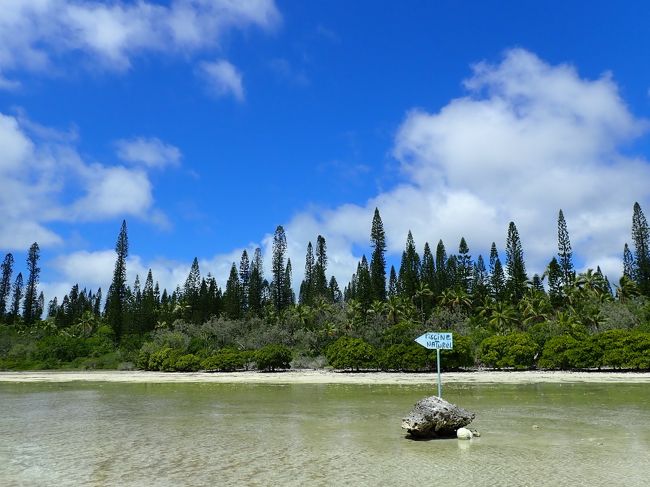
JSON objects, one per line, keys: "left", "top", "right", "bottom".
{"left": 174, "top": 353, "right": 201, "bottom": 372}
{"left": 438, "top": 335, "right": 474, "bottom": 370}
{"left": 326, "top": 336, "right": 375, "bottom": 370}
{"left": 255, "top": 344, "right": 292, "bottom": 371}
{"left": 36, "top": 335, "right": 90, "bottom": 363}
{"left": 479, "top": 332, "right": 537, "bottom": 369}
{"left": 202, "top": 348, "right": 250, "bottom": 371}
{"left": 378, "top": 343, "right": 429, "bottom": 371}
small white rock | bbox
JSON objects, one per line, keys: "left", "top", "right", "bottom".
{"left": 457, "top": 427, "right": 473, "bottom": 440}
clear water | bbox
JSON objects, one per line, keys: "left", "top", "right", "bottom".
{"left": 1, "top": 382, "right": 649, "bottom": 486}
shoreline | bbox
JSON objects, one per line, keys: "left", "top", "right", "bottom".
{"left": 1, "top": 369, "right": 649, "bottom": 385}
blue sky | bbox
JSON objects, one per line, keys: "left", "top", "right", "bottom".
{"left": 1, "top": 0, "right": 650, "bottom": 301}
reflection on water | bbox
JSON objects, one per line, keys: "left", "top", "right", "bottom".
{"left": 1, "top": 381, "right": 649, "bottom": 486}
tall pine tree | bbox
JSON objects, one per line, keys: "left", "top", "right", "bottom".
{"left": 557, "top": 209, "right": 575, "bottom": 288}
{"left": 314, "top": 235, "right": 328, "bottom": 299}
{"left": 271, "top": 226, "right": 288, "bottom": 311}
{"left": 369, "top": 208, "right": 387, "bottom": 302}
{"left": 10, "top": 272, "right": 23, "bottom": 323}
{"left": 107, "top": 220, "right": 128, "bottom": 341}
{"left": 239, "top": 250, "right": 250, "bottom": 311}
{"left": 223, "top": 263, "right": 241, "bottom": 318}
{"left": 631, "top": 202, "right": 650, "bottom": 295}
{"left": 22, "top": 242, "right": 41, "bottom": 324}
{"left": 300, "top": 242, "right": 315, "bottom": 305}
{"left": 0, "top": 253, "right": 14, "bottom": 320}
{"left": 249, "top": 248, "right": 265, "bottom": 313}
{"left": 398, "top": 231, "right": 420, "bottom": 299}
{"left": 505, "top": 222, "right": 528, "bottom": 302}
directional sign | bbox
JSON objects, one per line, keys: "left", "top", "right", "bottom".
{"left": 415, "top": 332, "right": 453, "bottom": 350}
{"left": 414, "top": 332, "right": 453, "bottom": 399}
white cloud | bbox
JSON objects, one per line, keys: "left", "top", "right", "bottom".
{"left": 36, "top": 49, "right": 650, "bottom": 302}
{"left": 71, "top": 166, "right": 154, "bottom": 220}
{"left": 0, "top": 0, "right": 280, "bottom": 86}
{"left": 116, "top": 137, "right": 182, "bottom": 169}
{"left": 274, "top": 49, "right": 650, "bottom": 287}
{"left": 0, "top": 111, "right": 171, "bottom": 250}
{"left": 198, "top": 59, "right": 245, "bottom": 101}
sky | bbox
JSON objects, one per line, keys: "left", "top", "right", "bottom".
{"left": 1, "top": 0, "right": 650, "bottom": 303}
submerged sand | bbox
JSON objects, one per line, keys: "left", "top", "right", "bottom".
{"left": 1, "top": 369, "right": 649, "bottom": 385}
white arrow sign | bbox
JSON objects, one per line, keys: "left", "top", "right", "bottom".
{"left": 415, "top": 332, "right": 453, "bottom": 350}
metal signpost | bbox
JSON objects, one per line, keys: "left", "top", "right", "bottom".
{"left": 415, "top": 332, "right": 453, "bottom": 398}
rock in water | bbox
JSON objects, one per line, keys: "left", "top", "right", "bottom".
{"left": 456, "top": 427, "right": 473, "bottom": 440}
{"left": 402, "top": 396, "right": 475, "bottom": 439}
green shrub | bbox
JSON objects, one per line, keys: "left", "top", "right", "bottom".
{"left": 538, "top": 335, "right": 581, "bottom": 370}
{"left": 593, "top": 330, "right": 650, "bottom": 369}
{"left": 148, "top": 347, "right": 182, "bottom": 371}
{"left": 437, "top": 335, "right": 474, "bottom": 370}
{"left": 202, "top": 348, "right": 248, "bottom": 371}
{"left": 174, "top": 353, "right": 201, "bottom": 372}
{"left": 255, "top": 344, "right": 292, "bottom": 371}
{"left": 36, "top": 335, "right": 90, "bottom": 363}
{"left": 326, "top": 336, "right": 375, "bottom": 370}
{"left": 378, "top": 343, "right": 429, "bottom": 371}
{"left": 479, "top": 332, "right": 537, "bottom": 369}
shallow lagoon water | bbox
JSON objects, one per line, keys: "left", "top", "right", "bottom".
{"left": 1, "top": 381, "right": 649, "bottom": 486}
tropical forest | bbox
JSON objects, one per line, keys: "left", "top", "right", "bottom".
{"left": 1, "top": 204, "right": 649, "bottom": 373}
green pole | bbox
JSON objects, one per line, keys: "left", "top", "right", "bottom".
{"left": 436, "top": 348, "right": 442, "bottom": 398}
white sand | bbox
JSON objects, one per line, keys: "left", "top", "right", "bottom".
{"left": 0, "top": 369, "right": 649, "bottom": 385}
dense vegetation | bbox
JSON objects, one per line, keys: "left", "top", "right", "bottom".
{"left": 1, "top": 204, "right": 649, "bottom": 372}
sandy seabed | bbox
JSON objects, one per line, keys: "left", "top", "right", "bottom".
{"left": 1, "top": 369, "right": 649, "bottom": 385}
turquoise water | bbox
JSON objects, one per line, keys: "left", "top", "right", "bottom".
{"left": 1, "top": 382, "right": 649, "bottom": 486}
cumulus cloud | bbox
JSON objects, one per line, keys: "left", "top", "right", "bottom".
{"left": 116, "top": 137, "right": 182, "bottom": 169}
{"left": 278, "top": 49, "right": 650, "bottom": 286}
{"left": 40, "top": 49, "right": 650, "bottom": 302}
{"left": 0, "top": 0, "right": 280, "bottom": 86}
{"left": 0, "top": 111, "right": 173, "bottom": 250}
{"left": 198, "top": 59, "right": 245, "bottom": 101}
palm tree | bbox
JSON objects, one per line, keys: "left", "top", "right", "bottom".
{"left": 439, "top": 288, "right": 471, "bottom": 312}
{"left": 413, "top": 283, "right": 433, "bottom": 323}
{"left": 488, "top": 301, "right": 519, "bottom": 334}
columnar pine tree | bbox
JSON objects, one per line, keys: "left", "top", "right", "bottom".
{"left": 283, "top": 259, "right": 294, "bottom": 306}
{"left": 434, "top": 240, "right": 448, "bottom": 294}
{"left": 557, "top": 209, "right": 575, "bottom": 288}
{"left": 22, "top": 242, "right": 41, "bottom": 324}
{"left": 271, "top": 226, "right": 288, "bottom": 311}
{"left": 10, "top": 272, "right": 23, "bottom": 323}
{"left": 142, "top": 269, "right": 156, "bottom": 331}
{"left": 421, "top": 243, "right": 436, "bottom": 291}
{"left": 184, "top": 258, "right": 201, "bottom": 302}
{"left": 546, "top": 257, "right": 563, "bottom": 306}
{"left": 505, "top": 222, "right": 528, "bottom": 302}
{"left": 249, "top": 248, "right": 265, "bottom": 313}
{"left": 239, "top": 250, "right": 250, "bottom": 311}
{"left": 0, "top": 253, "right": 14, "bottom": 319}
{"left": 107, "top": 220, "right": 128, "bottom": 341}
{"left": 398, "top": 231, "right": 420, "bottom": 299}
{"left": 623, "top": 243, "right": 634, "bottom": 279}
{"left": 631, "top": 202, "right": 650, "bottom": 295}
{"left": 472, "top": 255, "right": 489, "bottom": 299}
{"left": 300, "top": 242, "right": 315, "bottom": 305}
{"left": 356, "top": 255, "right": 372, "bottom": 309}
{"left": 328, "top": 276, "right": 342, "bottom": 302}
{"left": 369, "top": 208, "right": 387, "bottom": 302}
{"left": 457, "top": 237, "right": 472, "bottom": 292}
{"left": 314, "top": 235, "right": 328, "bottom": 299}
{"left": 223, "top": 263, "right": 241, "bottom": 318}
{"left": 490, "top": 248, "right": 506, "bottom": 301}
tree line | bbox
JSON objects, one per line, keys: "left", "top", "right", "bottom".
{"left": 0, "top": 203, "right": 649, "bottom": 371}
